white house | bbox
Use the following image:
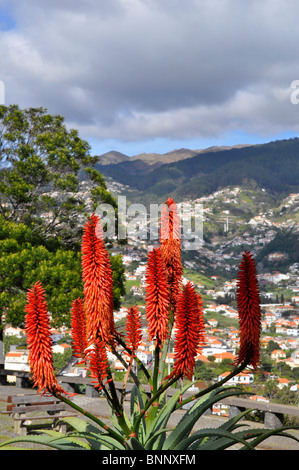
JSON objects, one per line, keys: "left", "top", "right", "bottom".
{"left": 135, "top": 349, "right": 152, "bottom": 365}
{"left": 4, "top": 350, "right": 30, "bottom": 372}
{"left": 4, "top": 326, "right": 24, "bottom": 338}
{"left": 290, "top": 384, "right": 299, "bottom": 392}
{"left": 218, "top": 371, "right": 254, "bottom": 386}
{"left": 52, "top": 343, "right": 71, "bottom": 354}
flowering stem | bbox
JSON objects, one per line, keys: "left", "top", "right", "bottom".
{"left": 115, "top": 334, "right": 152, "bottom": 385}
{"left": 121, "top": 353, "right": 135, "bottom": 406}
{"left": 111, "top": 345, "right": 140, "bottom": 387}
{"left": 132, "top": 374, "right": 182, "bottom": 434}
{"left": 175, "top": 360, "right": 250, "bottom": 410}
{"left": 152, "top": 342, "right": 160, "bottom": 395}
{"left": 52, "top": 391, "right": 125, "bottom": 444}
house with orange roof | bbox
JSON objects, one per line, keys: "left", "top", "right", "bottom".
{"left": 50, "top": 328, "right": 64, "bottom": 342}
{"left": 4, "top": 350, "right": 30, "bottom": 372}
{"left": 284, "top": 356, "right": 299, "bottom": 369}
{"left": 264, "top": 312, "right": 276, "bottom": 325}
{"left": 195, "top": 353, "right": 209, "bottom": 363}
{"left": 290, "top": 384, "right": 299, "bottom": 392}
{"left": 217, "top": 371, "right": 254, "bottom": 386}
{"left": 165, "top": 352, "right": 174, "bottom": 364}
{"left": 213, "top": 352, "right": 236, "bottom": 363}
{"left": 114, "top": 360, "right": 126, "bottom": 372}
{"left": 271, "top": 349, "right": 286, "bottom": 362}
{"left": 277, "top": 377, "right": 290, "bottom": 389}
{"left": 52, "top": 343, "right": 71, "bottom": 354}
{"left": 286, "top": 338, "right": 298, "bottom": 349}
{"left": 135, "top": 349, "right": 152, "bottom": 365}
{"left": 207, "top": 318, "right": 218, "bottom": 328}
{"left": 4, "top": 325, "right": 25, "bottom": 338}
{"left": 249, "top": 395, "right": 269, "bottom": 403}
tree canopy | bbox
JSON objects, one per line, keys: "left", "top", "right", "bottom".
{"left": 0, "top": 216, "right": 125, "bottom": 329}
{"left": 0, "top": 106, "right": 125, "bottom": 332}
{"left": 0, "top": 105, "right": 117, "bottom": 248}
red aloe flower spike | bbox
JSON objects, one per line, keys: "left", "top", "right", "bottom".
{"left": 160, "top": 197, "right": 181, "bottom": 242}
{"left": 82, "top": 213, "right": 115, "bottom": 346}
{"left": 235, "top": 251, "right": 261, "bottom": 369}
{"left": 25, "top": 281, "right": 68, "bottom": 396}
{"left": 125, "top": 305, "right": 142, "bottom": 353}
{"left": 160, "top": 198, "right": 183, "bottom": 313}
{"left": 71, "top": 297, "right": 88, "bottom": 364}
{"left": 172, "top": 282, "right": 205, "bottom": 380}
{"left": 88, "top": 338, "right": 109, "bottom": 391}
{"left": 145, "top": 247, "right": 170, "bottom": 345}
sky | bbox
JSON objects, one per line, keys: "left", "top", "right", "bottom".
{"left": 1, "top": 0, "right": 299, "bottom": 157}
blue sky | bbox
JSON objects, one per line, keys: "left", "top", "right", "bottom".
{"left": 1, "top": 0, "right": 299, "bottom": 157}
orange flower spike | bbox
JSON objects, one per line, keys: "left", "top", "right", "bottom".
{"left": 173, "top": 282, "right": 205, "bottom": 380}
{"left": 145, "top": 247, "right": 170, "bottom": 345}
{"left": 160, "top": 198, "right": 183, "bottom": 312}
{"left": 82, "top": 214, "right": 115, "bottom": 345}
{"left": 160, "top": 197, "right": 181, "bottom": 242}
{"left": 125, "top": 306, "right": 142, "bottom": 353}
{"left": 88, "top": 338, "right": 109, "bottom": 390}
{"left": 25, "top": 281, "right": 67, "bottom": 396}
{"left": 235, "top": 251, "right": 261, "bottom": 369}
{"left": 71, "top": 297, "right": 88, "bottom": 363}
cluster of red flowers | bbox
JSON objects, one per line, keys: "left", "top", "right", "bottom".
{"left": 125, "top": 306, "right": 142, "bottom": 353}
{"left": 88, "top": 338, "right": 110, "bottom": 390}
{"left": 172, "top": 282, "right": 205, "bottom": 380}
{"left": 24, "top": 197, "right": 262, "bottom": 396}
{"left": 25, "top": 282, "right": 67, "bottom": 395}
{"left": 235, "top": 251, "right": 261, "bottom": 369}
{"left": 70, "top": 298, "right": 88, "bottom": 363}
{"left": 145, "top": 247, "right": 170, "bottom": 345}
{"left": 160, "top": 197, "right": 183, "bottom": 314}
{"left": 81, "top": 214, "right": 115, "bottom": 346}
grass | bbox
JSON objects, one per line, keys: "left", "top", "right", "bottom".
{"left": 184, "top": 268, "right": 217, "bottom": 288}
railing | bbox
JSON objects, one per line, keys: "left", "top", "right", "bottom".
{"left": 1, "top": 368, "right": 299, "bottom": 430}
{"left": 221, "top": 396, "right": 299, "bottom": 429}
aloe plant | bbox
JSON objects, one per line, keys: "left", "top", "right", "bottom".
{"left": 1, "top": 199, "right": 299, "bottom": 451}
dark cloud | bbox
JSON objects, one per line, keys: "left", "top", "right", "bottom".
{"left": 1, "top": 0, "right": 299, "bottom": 145}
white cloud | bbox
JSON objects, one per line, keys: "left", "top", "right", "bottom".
{"left": 1, "top": 0, "right": 299, "bottom": 147}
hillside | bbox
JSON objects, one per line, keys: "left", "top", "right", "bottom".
{"left": 96, "top": 138, "right": 299, "bottom": 204}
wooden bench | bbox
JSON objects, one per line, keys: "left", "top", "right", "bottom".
{"left": 1, "top": 393, "right": 77, "bottom": 435}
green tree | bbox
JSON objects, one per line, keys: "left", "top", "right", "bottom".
{"left": 0, "top": 218, "right": 83, "bottom": 328}
{"left": 110, "top": 253, "right": 126, "bottom": 310}
{"left": 0, "top": 105, "right": 117, "bottom": 248}
{"left": 0, "top": 217, "right": 126, "bottom": 331}
{"left": 266, "top": 339, "right": 280, "bottom": 354}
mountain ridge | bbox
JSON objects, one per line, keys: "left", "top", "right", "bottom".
{"left": 96, "top": 138, "right": 299, "bottom": 203}
{"left": 98, "top": 144, "right": 251, "bottom": 166}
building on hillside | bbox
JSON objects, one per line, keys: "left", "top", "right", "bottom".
{"left": 4, "top": 350, "right": 30, "bottom": 372}
{"left": 4, "top": 326, "right": 24, "bottom": 338}
{"left": 50, "top": 328, "right": 65, "bottom": 343}
{"left": 277, "top": 377, "right": 290, "bottom": 389}
{"left": 217, "top": 371, "right": 254, "bottom": 386}
{"left": 207, "top": 318, "right": 218, "bottom": 328}
{"left": 271, "top": 349, "right": 287, "bottom": 362}
{"left": 135, "top": 349, "right": 152, "bottom": 365}
{"left": 52, "top": 343, "right": 71, "bottom": 354}
{"left": 249, "top": 395, "right": 269, "bottom": 403}
{"left": 213, "top": 352, "right": 236, "bottom": 363}
{"left": 290, "top": 384, "right": 299, "bottom": 392}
